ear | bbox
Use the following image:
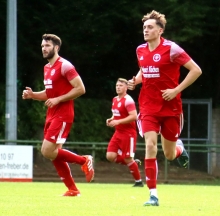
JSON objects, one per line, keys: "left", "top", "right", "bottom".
{"left": 55, "top": 45, "right": 60, "bottom": 52}
{"left": 159, "top": 28, "right": 164, "bottom": 36}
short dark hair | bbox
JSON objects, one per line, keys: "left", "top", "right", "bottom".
{"left": 42, "top": 34, "right": 62, "bottom": 49}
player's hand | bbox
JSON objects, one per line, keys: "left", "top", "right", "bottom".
{"left": 161, "top": 88, "right": 178, "bottom": 101}
{"left": 106, "top": 118, "right": 113, "bottom": 126}
{"left": 45, "top": 98, "right": 60, "bottom": 108}
{"left": 127, "top": 76, "right": 136, "bottom": 90}
{"left": 108, "top": 120, "right": 120, "bottom": 127}
{"left": 22, "top": 87, "right": 33, "bottom": 99}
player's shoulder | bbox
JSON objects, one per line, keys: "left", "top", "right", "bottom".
{"left": 162, "top": 38, "right": 180, "bottom": 49}
{"left": 124, "top": 94, "right": 135, "bottom": 102}
{"left": 59, "top": 57, "right": 75, "bottom": 67}
{"left": 136, "top": 43, "right": 148, "bottom": 51}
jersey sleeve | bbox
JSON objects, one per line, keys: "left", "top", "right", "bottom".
{"left": 61, "top": 60, "right": 79, "bottom": 81}
{"left": 125, "top": 95, "right": 136, "bottom": 112}
{"left": 170, "top": 42, "right": 191, "bottom": 65}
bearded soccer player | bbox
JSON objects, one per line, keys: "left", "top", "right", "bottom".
{"left": 127, "top": 11, "right": 202, "bottom": 206}
{"left": 106, "top": 78, "right": 143, "bottom": 187}
{"left": 22, "top": 34, "right": 94, "bottom": 196}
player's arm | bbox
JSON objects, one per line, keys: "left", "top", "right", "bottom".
{"left": 45, "top": 76, "right": 85, "bottom": 108}
{"left": 161, "top": 60, "right": 202, "bottom": 101}
{"left": 22, "top": 87, "right": 48, "bottom": 101}
{"left": 127, "top": 70, "right": 142, "bottom": 90}
{"left": 175, "top": 59, "right": 202, "bottom": 93}
{"left": 118, "top": 109, "right": 137, "bottom": 124}
{"left": 58, "top": 75, "right": 85, "bottom": 101}
{"left": 108, "top": 110, "right": 137, "bottom": 127}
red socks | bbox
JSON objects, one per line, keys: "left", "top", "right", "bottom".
{"left": 115, "top": 155, "right": 127, "bottom": 165}
{"left": 175, "top": 145, "right": 183, "bottom": 158}
{"left": 127, "top": 161, "right": 142, "bottom": 181}
{"left": 52, "top": 157, "right": 78, "bottom": 191}
{"left": 56, "top": 148, "right": 86, "bottom": 165}
{"left": 144, "top": 158, "right": 158, "bottom": 189}
{"left": 115, "top": 156, "right": 141, "bottom": 181}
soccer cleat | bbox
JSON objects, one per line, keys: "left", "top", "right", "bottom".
{"left": 176, "top": 139, "right": 189, "bottom": 168}
{"left": 81, "top": 155, "right": 94, "bottom": 182}
{"left": 143, "top": 195, "right": 159, "bottom": 206}
{"left": 134, "top": 159, "right": 142, "bottom": 166}
{"left": 63, "top": 190, "right": 80, "bottom": 197}
{"left": 133, "top": 181, "right": 144, "bottom": 187}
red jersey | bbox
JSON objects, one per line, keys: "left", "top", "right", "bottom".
{"left": 44, "top": 57, "right": 79, "bottom": 123}
{"left": 136, "top": 37, "right": 191, "bottom": 116}
{"left": 112, "top": 94, "right": 136, "bottom": 134}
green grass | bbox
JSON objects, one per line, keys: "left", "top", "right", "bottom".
{"left": 0, "top": 182, "right": 219, "bottom": 216}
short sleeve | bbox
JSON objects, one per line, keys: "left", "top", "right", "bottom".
{"left": 170, "top": 42, "right": 191, "bottom": 65}
{"left": 61, "top": 60, "right": 79, "bottom": 81}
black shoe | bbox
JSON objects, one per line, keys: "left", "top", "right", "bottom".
{"left": 176, "top": 140, "right": 189, "bottom": 168}
{"left": 133, "top": 181, "right": 144, "bottom": 187}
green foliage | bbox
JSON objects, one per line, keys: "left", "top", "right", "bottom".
{"left": 69, "top": 98, "right": 114, "bottom": 142}
{"left": 17, "top": 97, "right": 114, "bottom": 142}
{"left": 1, "top": 0, "right": 220, "bottom": 140}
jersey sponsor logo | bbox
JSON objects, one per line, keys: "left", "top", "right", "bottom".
{"left": 141, "top": 66, "right": 160, "bottom": 78}
{"left": 44, "top": 79, "right": 53, "bottom": 89}
{"left": 142, "top": 66, "right": 159, "bottom": 73}
{"left": 51, "top": 69, "right": 56, "bottom": 76}
{"left": 112, "top": 109, "right": 121, "bottom": 116}
{"left": 144, "top": 74, "right": 160, "bottom": 78}
{"left": 153, "top": 54, "right": 161, "bottom": 62}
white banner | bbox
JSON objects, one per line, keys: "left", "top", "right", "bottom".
{"left": 0, "top": 145, "right": 33, "bottom": 182}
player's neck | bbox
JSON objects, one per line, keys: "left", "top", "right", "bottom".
{"left": 48, "top": 54, "right": 59, "bottom": 66}
{"left": 118, "top": 93, "right": 126, "bottom": 99}
{"left": 147, "top": 37, "right": 161, "bottom": 52}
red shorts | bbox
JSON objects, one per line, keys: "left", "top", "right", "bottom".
{"left": 138, "top": 114, "right": 183, "bottom": 141}
{"left": 107, "top": 131, "right": 137, "bottom": 158}
{"left": 44, "top": 119, "right": 72, "bottom": 144}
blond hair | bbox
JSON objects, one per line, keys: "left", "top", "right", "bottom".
{"left": 142, "top": 10, "right": 167, "bottom": 30}
{"left": 117, "top": 78, "right": 128, "bottom": 84}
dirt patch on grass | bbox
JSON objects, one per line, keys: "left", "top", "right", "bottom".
{"left": 33, "top": 153, "right": 217, "bottom": 184}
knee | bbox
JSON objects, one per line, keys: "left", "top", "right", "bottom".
{"left": 146, "top": 142, "right": 157, "bottom": 155}
{"left": 106, "top": 153, "right": 116, "bottom": 163}
{"left": 41, "top": 146, "right": 52, "bottom": 159}
{"left": 164, "top": 151, "right": 175, "bottom": 161}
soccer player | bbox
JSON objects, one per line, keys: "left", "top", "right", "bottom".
{"left": 106, "top": 78, "right": 143, "bottom": 187}
{"left": 22, "top": 34, "right": 94, "bottom": 196}
{"left": 128, "top": 10, "right": 202, "bottom": 206}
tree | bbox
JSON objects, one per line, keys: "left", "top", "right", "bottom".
{"left": 0, "top": 0, "right": 220, "bottom": 140}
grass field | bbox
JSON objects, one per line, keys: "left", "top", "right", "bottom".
{"left": 0, "top": 182, "right": 219, "bottom": 216}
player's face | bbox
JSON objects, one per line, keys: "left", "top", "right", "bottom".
{"left": 143, "top": 19, "right": 163, "bottom": 42}
{"left": 116, "top": 81, "right": 127, "bottom": 96}
{"left": 41, "top": 39, "right": 56, "bottom": 60}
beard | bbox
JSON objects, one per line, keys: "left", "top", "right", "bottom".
{"left": 43, "top": 47, "right": 55, "bottom": 60}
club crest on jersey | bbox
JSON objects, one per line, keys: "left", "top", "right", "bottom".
{"left": 153, "top": 54, "right": 161, "bottom": 62}
{"left": 117, "top": 102, "right": 121, "bottom": 107}
{"left": 51, "top": 69, "right": 56, "bottom": 76}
